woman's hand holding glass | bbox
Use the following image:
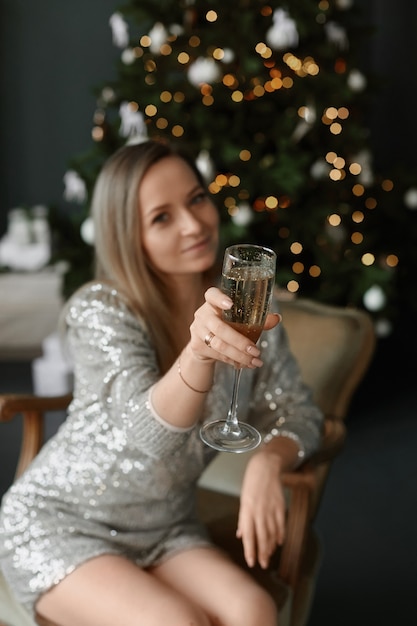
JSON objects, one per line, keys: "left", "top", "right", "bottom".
{"left": 189, "top": 286, "right": 279, "bottom": 369}
{"left": 196, "top": 244, "right": 277, "bottom": 452}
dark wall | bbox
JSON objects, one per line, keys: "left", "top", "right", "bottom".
{"left": 360, "top": 0, "right": 417, "bottom": 170}
{"left": 1, "top": 0, "right": 416, "bottom": 235}
{"left": 0, "top": 0, "right": 119, "bottom": 233}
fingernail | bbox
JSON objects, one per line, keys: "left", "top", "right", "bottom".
{"left": 222, "top": 298, "right": 233, "bottom": 308}
{"left": 251, "top": 357, "right": 263, "bottom": 367}
{"left": 246, "top": 345, "right": 260, "bottom": 356}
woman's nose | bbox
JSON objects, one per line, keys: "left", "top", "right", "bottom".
{"left": 179, "top": 208, "right": 203, "bottom": 233}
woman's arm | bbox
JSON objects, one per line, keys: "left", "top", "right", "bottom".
{"left": 236, "top": 305, "right": 324, "bottom": 569}
{"left": 237, "top": 436, "right": 300, "bottom": 569}
{"left": 66, "top": 284, "right": 278, "bottom": 453}
{"left": 150, "top": 287, "right": 277, "bottom": 429}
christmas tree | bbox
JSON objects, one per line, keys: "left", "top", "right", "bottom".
{"left": 54, "top": 0, "right": 417, "bottom": 335}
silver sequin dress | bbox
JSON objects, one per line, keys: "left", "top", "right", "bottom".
{"left": 0, "top": 282, "right": 323, "bottom": 617}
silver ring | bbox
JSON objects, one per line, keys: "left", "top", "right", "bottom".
{"left": 204, "top": 331, "right": 215, "bottom": 348}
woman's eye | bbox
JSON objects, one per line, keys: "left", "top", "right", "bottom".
{"left": 191, "top": 192, "right": 206, "bottom": 205}
{"left": 152, "top": 212, "right": 169, "bottom": 224}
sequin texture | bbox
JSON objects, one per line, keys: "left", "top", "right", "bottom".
{"left": 0, "top": 282, "right": 323, "bottom": 616}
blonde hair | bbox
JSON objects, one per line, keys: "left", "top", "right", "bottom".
{"left": 91, "top": 139, "right": 212, "bottom": 372}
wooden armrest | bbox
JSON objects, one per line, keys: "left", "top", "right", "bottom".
{"left": 307, "top": 414, "right": 346, "bottom": 465}
{"left": 0, "top": 393, "right": 73, "bottom": 422}
{"left": 278, "top": 416, "right": 346, "bottom": 587}
{"left": 282, "top": 415, "right": 346, "bottom": 491}
{"left": 0, "top": 393, "right": 72, "bottom": 479}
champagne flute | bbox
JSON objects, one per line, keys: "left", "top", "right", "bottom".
{"left": 200, "top": 244, "right": 276, "bottom": 453}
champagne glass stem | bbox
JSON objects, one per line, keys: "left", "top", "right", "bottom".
{"left": 223, "top": 367, "right": 243, "bottom": 436}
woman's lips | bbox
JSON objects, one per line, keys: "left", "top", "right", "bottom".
{"left": 182, "top": 237, "right": 211, "bottom": 254}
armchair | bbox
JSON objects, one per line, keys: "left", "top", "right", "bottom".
{"left": 0, "top": 297, "right": 376, "bottom": 626}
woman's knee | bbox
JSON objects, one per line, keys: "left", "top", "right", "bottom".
{"left": 35, "top": 553, "right": 213, "bottom": 626}
{"left": 160, "top": 600, "right": 211, "bottom": 626}
{"left": 37, "top": 591, "right": 212, "bottom": 626}
{"left": 231, "top": 584, "right": 278, "bottom": 626}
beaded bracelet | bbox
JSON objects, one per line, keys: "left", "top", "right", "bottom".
{"left": 177, "top": 358, "right": 211, "bottom": 394}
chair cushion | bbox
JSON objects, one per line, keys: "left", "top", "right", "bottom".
{"left": 0, "top": 570, "right": 37, "bottom": 626}
{"left": 280, "top": 298, "right": 374, "bottom": 417}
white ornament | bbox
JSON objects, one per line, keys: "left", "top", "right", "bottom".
{"left": 404, "top": 187, "right": 417, "bottom": 209}
{"left": 310, "top": 158, "right": 330, "bottom": 180}
{"left": 292, "top": 103, "right": 317, "bottom": 142}
{"left": 0, "top": 238, "right": 51, "bottom": 270}
{"left": 121, "top": 48, "right": 136, "bottom": 65}
{"left": 5, "top": 208, "right": 31, "bottom": 245}
{"left": 231, "top": 202, "right": 253, "bottom": 227}
{"left": 196, "top": 150, "right": 215, "bottom": 182}
{"left": 335, "top": 0, "right": 354, "bottom": 9}
{"left": 325, "top": 22, "right": 349, "bottom": 50}
{"left": 220, "top": 48, "right": 235, "bottom": 64}
{"left": 0, "top": 208, "right": 51, "bottom": 271}
{"left": 149, "top": 22, "right": 168, "bottom": 54}
{"left": 266, "top": 9, "right": 299, "bottom": 50}
{"left": 347, "top": 69, "right": 367, "bottom": 92}
{"left": 325, "top": 222, "right": 347, "bottom": 243}
{"left": 80, "top": 217, "right": 94, "bottom": 245}
{"left": 352, "top": 149, "right": 374, "bottom": 186}
{"left": 109, "top": 12, "right": 129, "bottom": 48}
{"left": 374, "top": 318, "right": 392, "bottom": 338}
{"left": 126, "top": 134, "right": 149, "bottom": 146}
{"left": 101, "top": 87, "right": 116, "bottom": 104}
{"left": 187, "top": 57, "right": 221, "bottom": 86}
{"left": 63, "top": 170, "right": 87, "bottom": 203}
{"left": 31, "top": 205, "right": 50, "bottom": 244}
{"left": 363, "top": 285, "right": 386, "bottom": 312}
{"left": 119, "top": 102, "right": 147, "bottom": 139}
{"left": 32, "top": 333, "right": 73, "bottom": 396}
{"left": 170, "top": 24, "right": 184, "bottom": 37}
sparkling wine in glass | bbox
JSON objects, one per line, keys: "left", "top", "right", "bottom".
{"left": 200, "top": 244, "right": 276, "bottom": 453}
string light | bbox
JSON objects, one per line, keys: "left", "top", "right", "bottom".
{"left": 351, "top": 232, "right": 363, "bottom": 244}
{"left": 239, "top": 149, "right": 251, "bottom": 161}
{"left": 292, "top": 261, "right": 304, "bottom": 273}
{"left": 290, "top": 242, "right": 303, "bottom": 254}
{"left": 177, "top": 52, "right": 190, "bottom": 64}
{"left": 287, "top": 280, "right": 300, "bottom": 293}
{"left": 309, "top": 265, "right": 321, "bottom": 277}
{"left": 189, "top": 36, "right": 200, "bottom": 47}
{"left": 206, "top": 10, "right": 218, "bottom": 22}
{"left": 386, "top": 254, "right": 398, "bottom": 268}
{"left": 361, "top": 253, "right": 375, "bottom": 266}
{"left": 352, "top": 210, "right": 364, "bottom": 223}
{"left": 349, "top": 162, "right": 361, "bottom": 175}
{"left": 265, "top": 196, "right": 278, "bottom": 209}
{"left": 160, "top": 91, "right": 172, "bottom": 102}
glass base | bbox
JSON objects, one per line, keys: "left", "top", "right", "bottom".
{"left": 200, "top": 419, "right": 262, "bottom": 453}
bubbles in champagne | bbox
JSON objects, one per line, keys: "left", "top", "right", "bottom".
{"left": 221, "top": 266, "right": 274, "bottom": 341}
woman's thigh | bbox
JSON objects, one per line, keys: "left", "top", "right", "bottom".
{"left": 150, "top": 547, "right": 278, "bottom": 626}
{"left": 36, "top": 553, "right": 211, "bottom": 626}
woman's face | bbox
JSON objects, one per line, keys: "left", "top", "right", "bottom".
{"left": 139, "top": 155, "right": 219, "bottom": 279}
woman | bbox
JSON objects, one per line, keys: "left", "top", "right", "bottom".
{"left": 0, "top": 139, "right": 323, "bottom": 626}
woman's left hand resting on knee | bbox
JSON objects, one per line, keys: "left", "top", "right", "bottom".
{"left": 237, "top": 436, "right": 301, "bottom": 569}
